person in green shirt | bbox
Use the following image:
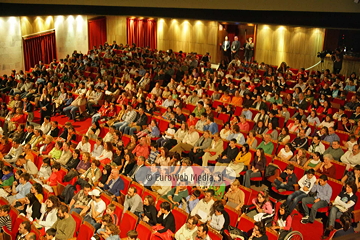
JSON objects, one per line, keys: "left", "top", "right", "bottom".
{"left": 47, "top": 141, "right": 63, "bottom": 160}
{"left": 209, "top": 173, "right": 226, "bottom": 200}
{"left": 163, "top": 181, "right": 189, "bottom": 207}
{"left": 0, "top": 166, "right": 14, "bottom": 188}
{"left": 257, "top": 134, "right": 274, "bottom": 155}
{"left": 192, "top": 102, "right": 206, "bottom": 118}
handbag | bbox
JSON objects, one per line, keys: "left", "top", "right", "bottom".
{"left": 228, "top": 226, "right": 248, "bottom": 240}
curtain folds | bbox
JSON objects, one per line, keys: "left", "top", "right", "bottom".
{"left": 88, "top": 17, "right": 107, "bottom": 50}
{"left": 23, "top": 31, "right": 56, "bottom": 71}
{"left": 127, "top": 18, "right": 157, "bottom": 49}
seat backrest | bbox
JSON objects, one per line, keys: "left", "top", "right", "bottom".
{"left": 208, "top": 227, "right": 223, "bottom": 240}
{"left": 224, "top": 205, "right": 239, "bottom": 227}
{"left": 30, "top": 225, "right": 41, "bottom": 239}
{"left": 266, "top": 227, "right": 279, "bottom": 240}
{"left": 156, "top": 197, "right": 172, "bottom": 211}
{"left": 141, "top": 188, "right": 159, "bottom": 202}
{"left": 239, "top": 185, "right": 252, "bottom": 205}
{"left": 71, "top": 212, "right": 83, "bottom": 237}
{"left": 236, "top": 215, "right": 255, "bottom": 235}
{"left": 330, "top": 160, "right": 346, "bottom": 180}
{"left": 119, "top": 211, "right": 138, "bottom": 238}
{"left": 0, "top": 197, "right": 9, "bottom": 206}
{"left": 77, "top": 221, "right": 95, "bottom": 240}
{"left": 135, "top": 221, "right": 153, "bottom": 240}
{"left": 100, "top": 192, "right": 112, "bottom": 206}
{"left": 120, "top": 175, "right": 132, "bottom": 195}
{"left": 327, "top": 178, "right": 343, "bottom": 201}
{"left": 172, "top": 207, "right": 188, "bottom": 232}
{"left": 130, "top": 181, "right": 144, "bottom": 196}
{"left": 9, "top": 207, "right": 19, "bottom": 231}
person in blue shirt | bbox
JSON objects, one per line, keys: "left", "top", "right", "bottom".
{"left": 241, "top": 106, "right": 253, "bottom": 120}
{"left": 301, "top": 174, "right": 332, "bottom": 224}
{"left": 203, "top": 116, "right": 218, "bottom": 135}
{"left": 179, "top": 189, "right": 201, "bottom": 213}
{"left": 226, "top": 125, "right": 245, "bottom": 145}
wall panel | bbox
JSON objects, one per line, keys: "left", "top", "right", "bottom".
{"left": 106, "top": 16, "right": 127, "bottom": 46}
{"left": 0, "top": 17, "right": 23, "bottom": 75}
{"left": 157, "top": 18, "right": 218, "bottom": 62}
{"left": 255, "top": 24, "right": 325, "bottom": 70}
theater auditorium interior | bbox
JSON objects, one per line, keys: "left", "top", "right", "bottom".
{"left": 0, "top": 0, "right": 360, "bottom": 240}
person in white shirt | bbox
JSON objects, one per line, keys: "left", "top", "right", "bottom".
{"left": 175, "top": 216, "right": 198, "bottom": 240}
{"left": 76, "top": 136, "right": 91, "bottom": 153}
{"left": 34, "top": 196, "right": 60, "bottom": 231}
{"left": 191, "top": 189, "right": 215, "bottom": 223}
{"left": 209, "top": 205, "right": 225, "bottom": 232}
{"left": 169, "top": 125, "right": 199, "bottom": 155}
{"left": 196, "top": 224, "right": 211, "bottom": 240}
{"left": 39, "top": 116, "right": 52, "bottom": 135}
{"left": 341, "top": 144, "right": 360, "bottom": 170}
{"left": 80, "top": 189, "right": 106, "bottom": 228}
{"left": 308, "top": 136, "right": 325, "bottom": 154}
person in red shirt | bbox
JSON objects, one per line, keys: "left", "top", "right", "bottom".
{"left": 132, "top": 137, "right": 150, "bottom": 159}
{"left": 238, "top": 115, "right": 250, "bottom": 132}
{"left": 187, "top": 113, "right": 198, "bottom": 127}
{"left": 92, "top": 100, "right": 110, "bottom": 123}
{"left": 43, "top": 162, "right": 63, "bottom": 187}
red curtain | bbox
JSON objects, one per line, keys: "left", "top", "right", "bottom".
{"left": 88, "top": 17, "right": 107, "bottom": 50}
{"left": 127, "top": 18, "right": 157, "bottom": 49}
{"left": 23, "top": 31, "right": 56, "bottom": 71}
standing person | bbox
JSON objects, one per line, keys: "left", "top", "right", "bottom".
{"left": 52, "top": 205, "right": 76, "bottom": 240}
{"left": 221, "top": 36, "right": 231, "bottom": 63}
{"left": 331, "top": 48, "right": 343, "bottom": 74}
{"left": 244, "top": 37, "right": 255, "bottom": 62}
{"left": 231, "top": 36, "right": 240, "bottom": 60}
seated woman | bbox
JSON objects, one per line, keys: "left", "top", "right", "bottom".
{"left": 289, "top": 148, "right": 307, "bottom": 167}
{"left": 341, "top": 165, "right": 360, "bottom": 189}
{"left": 246, "top": 130, "right": 258, "bottom": 149}
{"left": 0, "top": 137, "right": 12, "bottom": 155}
{"left": 151, "top": 201, "right": 175, "bottom": 240}
{"left": 331, "top": 214, "right": 355, "bottom": 239}
{"left": 317, "top": 154, "right": 336, "bottom": 179}
{"left": 64, "top": 149, "right": 81, "bottom": 170}
{"left": 76, "top": 152, "right": 92, "bottom": 174}
{"left": 0, "top": 165, "right": 14, "bottom": 188}
{"left": 96, "top": 142, "right": 114, "bottom": 164}
{"left": 229, "top": 144, "right": 252, "bottom": 177}
{"left": 142, "top": 195, "right": 157, "bottom": 226}
{"left": 92, "top": 100, "right": 110, "bottom": 124}
{"left": 120, "top": 153, "right": 136, "bottom": 175}
{"left": 7, "top": 108, "right": 26, "bottom": 133}
{"left": 243, "top": 148, "right": 266, "bottom": 188}
{"left": 287, "top": 119, "right": 300, "bottom": 133}
{"left": 318, "top": 114, "right": 335, "bottom": 129}
{"left": 76, "top": 136, "right": 91, "bottom": 153}
{"left": 40, "top": 162, "right": 63, "bottom": 193}
{"left": 34, "top": 195, "right": 60, "bottom": 231}
{"left": 278, "top": 127, "right": 291, "bottom": 144}
{"left": 91, "top": 137, "right": 104, "bottom": 158}
{"left": 303, "top": 152, "right": 322, "bottom": 171}
{"left": 254, "top": 121, "right": 267, "bottom": 135}
{"left": 155, "top": 147, "right": 170, "bottom": 166}
{"left": 46, "top": 141, "right": 63, "bottom": 161}
{"left": 100, "top": 223, "right": 120, "bottom": 240}
{"left": 271, "top": 203, "right": 292, "bottom": 240}
{"left": 18, "top": 193, "right": 41, "bottom": 222}
{"left": 250, "top": 221, "right": 268, "bottom": 240}
{"left": 313, "top": 126, "right": 328, "bottom": 141}
{"left": 277, "top": 143, "right": 294, "bottom": 162}
{"left": 223, "top": 179, "right": 245, "bottom": 211}
{"left": 79, "top": 160, "right": 102, "bottom": 186}
{"left": 125, "top": 135, "right": 138, "bottom": 154}
{"left": 86, "top": 122, "right": 101, "bottom": 140}
{"left": 137, "top": 119, "right": 160, "bottom": 138}
{"left": 247, "top": 191, "right": 273, "bottom": 222}
{"left": 322, "top": 182, "right": 358, "bottom": 238}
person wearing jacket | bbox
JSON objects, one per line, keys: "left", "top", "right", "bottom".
{"left": 190, "top": 131, "right": 212, "bottom": 165}
{"left": 201, "top": 133, "right": 224, "bottom": 166}
{"left": 272, "top": 164, "right": 298, "bottom": 192}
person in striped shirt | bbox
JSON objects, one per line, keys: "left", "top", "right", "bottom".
{"left": 0, "top": 204, "right": 12, "bottom": 231}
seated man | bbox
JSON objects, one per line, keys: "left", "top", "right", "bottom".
{"left": 191, "top": 189, "right": 215, "bottom": 223}
{"left": 323, "top": 140, "right": 344, "bottom": 161}
{"left": 170, "top": 125, "right": 199, "bottom": 155}
{"left": 301, "top": 174, "right": 332, "bottom": 224}
{"left": 215, "top": 139, "right": 239, "bottom": 166}
{"left": 285, "top": 169, "right": 316, "bottom": 213}
{"left": 16, "top": 221, "right": 31, "bottom": 240}
{"left": 132, "top": 137, "right": 150, "bottom": 159}
{"left": 16, "top": 155, "right": 38, "bottom": 176}
{"left": 3, "top": 139, "right": 23, "bottom": 164}
{"left": 128, "top": 156, "right": 150, "bottom": 184}
{"left": 189, "top": 130, "right": 212, "bottom": 165}
{"left": 63, "top": 93, "right": 87, "bottom": 120}
{"left": 175, "top": 216, "right": 198, "bottom": 240}
{"left": 291, "top": 129, "right": 308, "bottom": 150}
{"left": 209, "top": 205, "right": 225, "bottom": 232}
{"left": 123, "top": 187, "right": 143, "bottom": 217}
{"left": 153, "top": 202, "right": 175, "bottom": 236}
{"left": 69, "top": 183, "right": 92, "bottom": 214}
{"left": 52, "top": 205, "right": 76, "bottom": 240}
{"left": 5, "top": 173, "right": 32, "bottom": 204}
{"left": 272, "top": 164, "right": 298, "bottom": 192}
{"left": 196, "top": 224, "right": 210, "bottom": 240}
{"left": 45, "top": 228, "right": 56, "bottom": 240}
{"left": 163, "top": 181, "right": 189, "bottom": 206}
{"left": 98, "top": 168, "right": 124, "bottom": 199}
{"left": 257, "top": 134, "right": 274, "bottom": 155}
{"left": 80, "top": 189, "right": 106, "bottom": 229}
{"left": 123, "top": 107, "right": 148, "bottom": 136}
{"left": 341, "top": 144, "right": 360, "bottom": 169}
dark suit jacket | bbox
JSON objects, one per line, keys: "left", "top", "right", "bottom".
{"left": 103, "top": 177, "right": 124, "bottom": 196}
{"left": 21, "top": 132, "right": 34, "bottom": 144}
{"left": 231, "top": 40, "right": 240, "bottom": 51}
{"left": 48, "top": 127, "right": 60, "bottom": 138}
{"left": 157, "top": 212, "right": 175, "bottom": 233}
{"left": 135, "top": 113, "right": 148, "bottom": 127}
{"left": 121, "top": 161, "right": 136, "bottom": 176}
{"left": 23, "top": 102, "right": 33, "bottom": 113}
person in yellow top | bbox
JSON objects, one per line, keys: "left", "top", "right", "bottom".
{"left": 202, "top": 133, "right": 224, "bottom": 166}
{"left": 228, "top": 143, "right": 252, "bottom": 177}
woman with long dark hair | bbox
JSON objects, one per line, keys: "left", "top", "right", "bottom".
{"left": 243, "top": 148, "right": 266, "bottom": 188}
{"left": 271, "top": 203, "right": 292, "bottom": 240}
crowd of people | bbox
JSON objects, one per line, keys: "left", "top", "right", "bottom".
{"left": 0, "top": 40, "right": 359, "bottom": 240}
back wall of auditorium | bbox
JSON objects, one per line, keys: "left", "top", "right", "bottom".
{"left": 0, "top": 15, "right": 359, "bottom": 76}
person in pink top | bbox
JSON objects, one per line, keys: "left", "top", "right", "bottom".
{"left": 238, "top": 115, "right": 250, "bottom": 132}
{"left": 247, "top": 191, "right": 273, "bottom": 222}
